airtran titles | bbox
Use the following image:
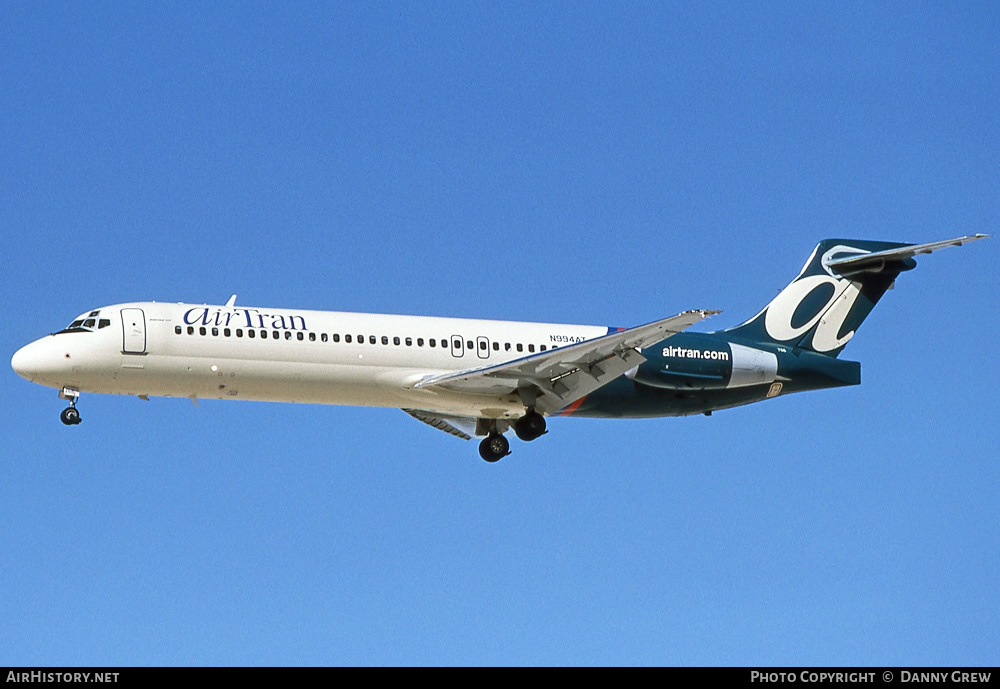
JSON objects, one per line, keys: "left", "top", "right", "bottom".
{"left": 183, "top": 307, "right": 308, "bottom": 331}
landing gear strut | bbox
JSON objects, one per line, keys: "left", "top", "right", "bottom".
{"left": 479, "top": 433, "right": 510, "bottom": 463}
{"left": 59, "top": 388, "right": 81, "bottom": 426}
{"left": 513, "top": 410, "right": 547, "bottom": 442}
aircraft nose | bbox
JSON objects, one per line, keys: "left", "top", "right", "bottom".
{"left": 12, "top": 343, "right": 32, "bottom": 379}
{"left": 11, "top": 338, "right": 63, "bottom": 382}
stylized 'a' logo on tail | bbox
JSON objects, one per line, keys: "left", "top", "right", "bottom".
{"left": 720, "top": 235, "right": 987, "bottom": 357}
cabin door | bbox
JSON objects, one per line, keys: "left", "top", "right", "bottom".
{"left": 121, "top": 308, "right": 147, "bottom": 354}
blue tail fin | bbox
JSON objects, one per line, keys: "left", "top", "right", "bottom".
{"left": 722, "top": 239, "right": 915, "bottom": 357}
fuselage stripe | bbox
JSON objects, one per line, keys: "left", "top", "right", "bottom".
{"left": 559, "top": 395, "right": 588, "bottom": 417}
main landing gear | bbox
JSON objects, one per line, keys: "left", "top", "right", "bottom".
{"left": 479, "top": 434, "right": 510, "bottom": 463}
{"left": 513, "top": 410, "right": 547, "bottom": 442}
{"left": 477, "top": 410, "right": 548, "bottom": 463}
{"left": 59, "top": 387, "right": 81, "bottom": 426}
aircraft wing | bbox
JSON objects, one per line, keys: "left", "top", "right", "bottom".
{"left": 401, "top": 408, "right": 476, "bottom": 440}
{"left": 413, "top": 309, "right": 719, "bottom": 415}
{"left": 826, "top": 234, "right": 989, "bottom": 275}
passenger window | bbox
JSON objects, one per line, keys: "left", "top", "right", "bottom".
{"left": 200, "top": 327, "right": 207, "bottom": 336}
{"left": 369, "top": 335, "right": 376, "bottom": 345}
{"left": 309, "top": 332, "right": 315, "bottom": 341}
{"left": 272, "top": 331, "right": 279, "bottom": 339}
{"left": 516, "top": 343, "right": 523, "bottom": 352}
{"left": 528, "top": 344, "right": 535, "bottom": 352}
{"left": 323, "top": 333, "right": 330, "bottom": 342}
{"left": 417, "top": 338, "right": 424, "bottom": 347}
{"left": 236, "top": 329, "right": 243, "bottom": 337}
{"left": 381, "top": 335, "right": 388, "bottom": 345}
{"left": 394, "top": 336, "right": 400, "bottom": 345}
{"left": 405, "top": 337, "right": 412, "bottom": 346}
{"left": 505, "top": 343, "right": 511, "bottom": 351}
{"left": 466, "top": 340, "right": 473, "bottom": 350}
{"left": 175, "top": 325, "right": 182, "bottom": 335}
{"left": 98, "top": 319, "right": 110, "bottom": 329}
{"left": 345, "top": 334, "right": 352, "bottom": 343}
{"left": 540, "top": 345, "right": 547, "bottom": 351}
{"left": 284, "top": 331, "right": 291, "bottom": 340}
{"left": 212, "top": 327, "right": 219, "bottom": 336}
{"left": 358, "top": 335, "right": 364, "bottom": 343}
{"left": 493, "top": 342, "right": 499, "bottom": 351}
{"left": 249, "top": 330, "right": 256, "bottom": 339}
{"left": 224, "top": 328, "right": 231, "bottom": 337}
{"left": 479, "top": 341, "right": 487, "bottom": 350}
{"left": 297, "top": 332, "right": 304, "bottom": 341}
{"left": 261, "top": 330, "right": 267, "bottom": 339}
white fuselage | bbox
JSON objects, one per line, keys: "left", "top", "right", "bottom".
{"left": 12, "top": 302, "right": 611, "bottom": 419}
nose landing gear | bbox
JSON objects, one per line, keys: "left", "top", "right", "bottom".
{"left": 58, "top": 387, "right": 81, "bottom": 426}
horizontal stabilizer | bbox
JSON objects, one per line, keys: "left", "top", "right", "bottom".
{"left": 826, "top": 234, "right": 988, "bottom": 275}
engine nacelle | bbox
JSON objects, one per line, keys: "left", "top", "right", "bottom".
{"left": 628, "top": 340, "right": 778, "bottom": 390}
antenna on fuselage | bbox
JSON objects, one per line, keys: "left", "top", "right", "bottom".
{"left": 225, "top": 294, "right": 237, "bottom": 308}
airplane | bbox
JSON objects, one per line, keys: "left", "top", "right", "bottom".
{"left": 11, "top": 235, "right": 987, "bottom": 462}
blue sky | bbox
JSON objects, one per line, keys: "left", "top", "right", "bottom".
{"left": 2, "top": 2, "right": 997, "bottom": 666}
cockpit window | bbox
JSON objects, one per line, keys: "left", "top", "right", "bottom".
{"left": 56, "top": 310, "right": 103, "bottom": 335}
